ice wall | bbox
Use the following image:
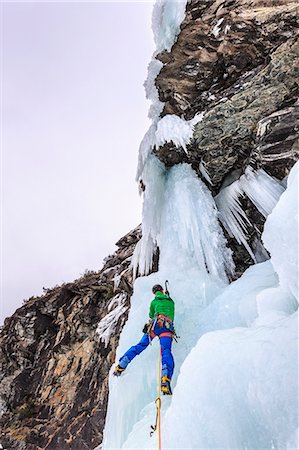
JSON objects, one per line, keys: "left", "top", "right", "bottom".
{"left": 263, "top": 161, "right": 299, "bottom": 301}
{"left": 103, "top": 161, "right": 233, "bottom": 449}
{"left": 102, "top": 166, "right": 298, "bottom": 450}
{"left": 101, "top": 2, "right": 298, "bottom": 449}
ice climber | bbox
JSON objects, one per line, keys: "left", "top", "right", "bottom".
{"left": 113, "top": 284, "right": 175, "bottom": 395}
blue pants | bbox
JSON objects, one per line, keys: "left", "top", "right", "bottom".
{"left": 119, "top": 321, "right": 174, "bottom": 379}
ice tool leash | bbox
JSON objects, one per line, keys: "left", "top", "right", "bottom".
{"left": 150, "top": 347, "right": 162, "bottom": 450}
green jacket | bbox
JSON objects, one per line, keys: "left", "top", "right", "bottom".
{"left": 149, "top": 291, "right": 175, "bottom": 321}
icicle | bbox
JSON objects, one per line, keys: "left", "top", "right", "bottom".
{"left": 152, "top": 0, "right": 188, "bottom": 53}
{"left": 136, "top": 124, "right": 157, "bottom": 182}
{"left": 240, "top": 167, "right": 285, "bottom": 217}
{"left": 215, "top": 181, "right": 255, "bottom": 260}
{"left": 132, "top": 156, "right": 166, "bottom": 278}
{"left": 96, "top": 294, "right": 128, "bottom": 348}
{"left": 215, "top": 167, "right": 285, "bottom": 259}
{"left": 199, "top": 160, "right": 212, "bottom": 185}
{"left": 159, "top": 164, "right": 235, "bottom": 281}
{"left": 136, "top": 0, "right": 189, "bottom": 181}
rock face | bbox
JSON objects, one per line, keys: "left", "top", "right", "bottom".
{"left": 155, "top": 0, "right": 299, "bottom": 192}
{"left": 154, "top": 0, "right": 298, "bottom": 274}
{"left": 0, "top": 227, "right": 141, "bottom": 450}
{"left": 1, "top": 1, "right": 298, "bottom": 449}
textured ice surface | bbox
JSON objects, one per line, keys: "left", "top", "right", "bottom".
{"left": 263, "top": 161, "right": 298, "bottom": 301}
{"left": 164, "top": 312, "right": 298, "bottom": 450}
{"left": 136, "top": 0, "right": 192, "bottom": 182}
{"left": 133, "top": 161, "right": 234, "bottom": 280}
{"left": 103, "top": 267, "right": 225, "bottom": 450}
{"left": 152, "top": 0, "right": 188, "bottom": 52}
{"left": 103, "top": 260, "right": 298, "bottom": 450}
{"left": 132, "top": 156, "right": 166, "bottom": 277}
{"left": 102, "top": 162, "right": 298, "bottom": 450}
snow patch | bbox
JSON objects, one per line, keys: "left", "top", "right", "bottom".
{"left": 96, "top": 294, "right": 128, "bottom": 347}
{"left": 212, "top": 17, "right": 224, "bottom": 37}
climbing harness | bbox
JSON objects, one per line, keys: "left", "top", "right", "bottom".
{"left": 150, "top": 347, "right": 162, "bottom": 450}
{"left": 148, "top": 317, "right": 158, "bottom": 345}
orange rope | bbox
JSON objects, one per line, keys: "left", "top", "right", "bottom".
{"left": 157, "top": 346, "right": 162, "bottom": 450}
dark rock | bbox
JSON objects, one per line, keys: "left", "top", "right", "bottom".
{"left": 155, "top": 0, "right": 299, "bottom": 120}
{"left": 253, "top": 105, "right": 299, "bottom": 179}
{"left": 0, "top": 227, "right": 141, "bottom": 450}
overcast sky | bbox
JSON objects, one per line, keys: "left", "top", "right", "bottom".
{"left": 1, "top": 1, "right": 155, "bottom": 323}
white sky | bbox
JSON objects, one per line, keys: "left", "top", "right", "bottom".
{"left": 1, "top": 1, "right": 155, "bottom": 323}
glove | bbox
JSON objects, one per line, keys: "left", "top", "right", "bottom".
{"left": 142, "top": 319, "right": 152, "bottom": 334}
{"left": 142, "top": 323, "right": 149, "bottom": 334}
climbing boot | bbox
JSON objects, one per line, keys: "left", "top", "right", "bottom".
{"left": 113, "top": 365, "right": 125, "bottom": 377}
{"left": 161, "top": 376, "right": 172, "bottom": 395}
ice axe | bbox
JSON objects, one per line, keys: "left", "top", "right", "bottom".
{"left": 165, "top": 280, "right": 170, "bottom": 296}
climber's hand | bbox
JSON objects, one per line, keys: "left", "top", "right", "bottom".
{"left": 142, "top": 320, "right": 152, "bottom": 334}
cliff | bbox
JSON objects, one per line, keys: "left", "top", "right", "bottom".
{"left": 1, "top": 1, "right": 298, "bottom": 449}
{"left": 153, "top": 0, "right": 298, "bottom": 276}
{"left": 0, "top": 228, "right": 141, "bottom": 449}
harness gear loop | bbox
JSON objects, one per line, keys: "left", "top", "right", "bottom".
{"left": 148, "top": 317, "right": 158, "bottom": 345}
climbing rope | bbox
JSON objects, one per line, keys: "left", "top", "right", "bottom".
{"left": 150, "top": 347, "right": 162, "bottom": 450}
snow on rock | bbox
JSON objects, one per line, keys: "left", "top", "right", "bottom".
{"left": 96, "top": 294, "right": 128, "bottom": 347}
{"left": 263, "top": 161, "right": 299, "bottom": 301}
{"left": 155, "top": 113, "right": 204, "bottom": 152}
{"left": 155, "top": 114, "right": 194, "bottom": 152}
{"left": 137, "top": 113, "right": 204, "bottom": 180}
{"left": 211, "top": 17, "right": 224, "bottom": 38}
